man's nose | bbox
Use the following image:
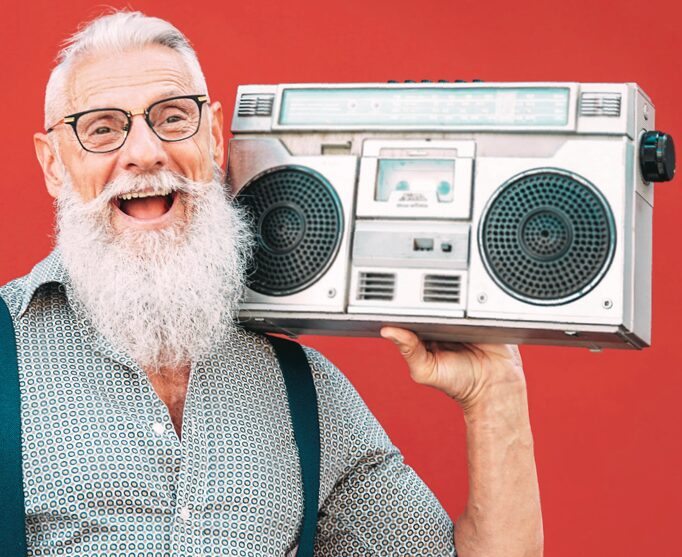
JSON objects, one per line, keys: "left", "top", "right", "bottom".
{"left": 117, "top": 114, "right": 168, "bottom": 172}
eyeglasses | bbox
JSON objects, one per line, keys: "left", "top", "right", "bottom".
{"left": 46, "top": 94, "right": 209, "bottom": 154}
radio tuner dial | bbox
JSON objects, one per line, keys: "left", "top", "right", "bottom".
{"left": 640, "top": 131, "right": 676, "bottom": 182}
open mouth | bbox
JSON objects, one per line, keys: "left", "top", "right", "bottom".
{"left": 113, "top": 191, "right": 178, "bottom": 220}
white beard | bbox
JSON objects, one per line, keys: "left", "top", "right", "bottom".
{"left": 56, "top": 167, "right": 252, "bottom": 373}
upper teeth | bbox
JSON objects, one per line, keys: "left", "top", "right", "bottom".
{"left": 118, "top": 189, "right": 172, "bottom": 201}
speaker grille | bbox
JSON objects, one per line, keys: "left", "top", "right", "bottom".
{"left": 423, "top": 274, "right": 461, "bottom": 304}
{"left": 238, "top": 93, "right": 275, "bottom": 117}
{"left": 479, "top": 170, "right": 615, "bottom": 305}
{"left": 237, "top": 166, "right": 343, "bottom": 296}
{"left": 358, "top": 272, "right": 395, "bottom": 301}
{"left": 580, "top": 92, "right": 622, "bottom": 117}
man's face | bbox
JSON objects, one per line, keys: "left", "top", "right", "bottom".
{"left": 36, "top": 44, "right": 224, "bottom": 234}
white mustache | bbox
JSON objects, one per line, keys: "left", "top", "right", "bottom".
{"left": 91, "top": 170, "right": 200, "bottom": 208}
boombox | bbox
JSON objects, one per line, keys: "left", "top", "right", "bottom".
{"left": 227, "top": 82, "right": 675, "bottom": 350}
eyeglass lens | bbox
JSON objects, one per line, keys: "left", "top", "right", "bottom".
{"left": 76, "top": 97, "right": 202, "bottom": 152}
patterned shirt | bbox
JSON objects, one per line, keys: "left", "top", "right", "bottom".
{"left": 0, "top": 250, "right": 456, "bottom": 556}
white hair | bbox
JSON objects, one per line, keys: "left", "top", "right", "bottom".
{"left": 44, "top": 10, "right": 208, "bottom": 129}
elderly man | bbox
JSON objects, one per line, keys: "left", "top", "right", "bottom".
{"left": 0, "top": 11, "right": 542, "bottom": 557}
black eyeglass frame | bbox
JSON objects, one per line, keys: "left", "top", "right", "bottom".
{"left": 46, "top": 94, "right": 210, "bottom": 154}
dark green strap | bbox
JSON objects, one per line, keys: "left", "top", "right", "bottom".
{"left": 0, "top": 296, "right": 27, "bottom": 556}
{"left": 268, "top": 335, "right": 320, "bottom": 557}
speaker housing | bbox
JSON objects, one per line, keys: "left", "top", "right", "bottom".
{"left": 237, "top": 165, "right": 345, "bottom": 297}
{"left": 229, "top": 138, "right": 356, "bottom": 313}
{"left": 466, "top": 137, "right": 632, "bottom": 331}
{"left": 478, "top": 169, "right": 617, "bottom": 306}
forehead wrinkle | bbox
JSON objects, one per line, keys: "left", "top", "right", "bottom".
{"left": 66, "top": 47, "right": 195, "bottom": 113}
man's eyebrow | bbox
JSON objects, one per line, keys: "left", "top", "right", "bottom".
{"left": 73, "top": 90, "right": 194, "bottom": 113}
{"left": 155, "top": 89, "right": 193, "bottom": 101}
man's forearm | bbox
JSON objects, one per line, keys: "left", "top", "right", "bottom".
{"left": 454, "top": 382, "right": 543, "bottom": 557}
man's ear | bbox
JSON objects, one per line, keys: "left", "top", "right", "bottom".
{"left": 34, "top": 132, "right": 66, "bottom": 199}
{"left": 209, "top": 101, "right": 225, "bottom": 169}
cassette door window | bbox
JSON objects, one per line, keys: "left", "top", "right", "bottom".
{"left": 356, "top": 140, "right": 475, "bottom": 219}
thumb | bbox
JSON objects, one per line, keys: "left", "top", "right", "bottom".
{"left": 380, "top": 326, "right": 436, "bottom": 382}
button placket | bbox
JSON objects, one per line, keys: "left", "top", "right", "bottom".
{"left": 169, "top": 361, "right": 206, "bottom": 548}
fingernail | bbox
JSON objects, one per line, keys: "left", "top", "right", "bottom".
{"left": 382, "top": 333, "right": 398, "bottom": 344}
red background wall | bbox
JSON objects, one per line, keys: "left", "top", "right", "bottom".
{"left": 1, "top": 0, "right": 680, "bottom": 554}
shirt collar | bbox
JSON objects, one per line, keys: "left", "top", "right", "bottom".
{"left": 18, "top": 249, "right": 142, "bottom": 370}
{"left": 16, "top": 249, "right": 241, "bottom": 373}
{"left": 18, "top": 248, "right": 69, "bottom": 318}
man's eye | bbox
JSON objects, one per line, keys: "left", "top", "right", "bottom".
{"left": 161, "top": 112, "right": 189, "bottom": 125}
{"left": 93, "top": 126, "right": 113, "bottom": 135}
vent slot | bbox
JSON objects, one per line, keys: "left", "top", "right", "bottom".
{"left": 580, "top": 93, "right": 622, "bottom": 117}
{"left": 238, "top": 94, "right": 275, "bottom": 117}
{"left": 423, "top": 274, "right": 461, "bottom": 303}
{"left": 357, "top": 272, "right": 395, "bottom": 301}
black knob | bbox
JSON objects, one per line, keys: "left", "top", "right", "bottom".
{"left": 640, "top": 131, "right": 676, "bottom": 182}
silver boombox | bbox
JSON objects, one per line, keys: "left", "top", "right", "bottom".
{"left": 227, "top": 82, "right": 675, "bottom": 350}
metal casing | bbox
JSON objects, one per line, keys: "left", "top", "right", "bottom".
{"left": 228, "top": 82, "right": 658, "bottom": 350}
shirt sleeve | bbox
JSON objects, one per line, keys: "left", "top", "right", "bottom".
{"left": 302, "top": 347, "right": 457, "bottom": 557}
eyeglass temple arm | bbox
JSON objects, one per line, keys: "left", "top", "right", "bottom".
{"left": 46, "top": 116, "right": 75, "bottom": 134}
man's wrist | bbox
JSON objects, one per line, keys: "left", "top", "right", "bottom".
{"left": 462, "top": 380, "right": 533, "bottom": 436}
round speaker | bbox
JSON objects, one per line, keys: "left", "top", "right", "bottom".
{"left": 478, "top": 169, "right": 616, "bottom": 305}
{"left": 236, "top": 166, "right": 343, "bottom": 296}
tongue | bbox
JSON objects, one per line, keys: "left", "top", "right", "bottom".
{"left": 120, "top": 196, "right": 170, "bottom": 220}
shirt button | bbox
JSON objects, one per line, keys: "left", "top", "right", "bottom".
{"left": 152, "top": 422, "right": 165, "bottom": 436}
{"left": 179, "top": 506, "right": 191, "bottom": 521}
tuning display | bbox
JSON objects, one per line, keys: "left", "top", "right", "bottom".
{"left": 278, "top": 87, "right": 570, "bottom": 127}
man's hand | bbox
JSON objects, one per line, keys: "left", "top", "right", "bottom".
{"left": 380, "top": 326, "right": 543, "bottom": 557}
{"left": 379, "top": 326, "right": 525, "bottom": 412}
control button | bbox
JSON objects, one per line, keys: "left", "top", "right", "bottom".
{"left": 405, "top": 80, "right": 416, "bottom": 83}
{"left": 640, "top": 130, "right": 676, "bottom": 182}
{"left": 455, "top": 79, "right": 466, "bottom": 83}
{"left": 441, "top": 242, "right": 453, "bottom": 253}
{"left": 388, "top": 80, "right": 398, "bottom": 83}
{"left": 413, "top": 238, "right": 434, "bottom": 251}
{"left": 421, "top": 79, "right": 432, "bottom": 83}
{"left": 179, "top": 506, "right": 191, "bottom": 521}
{"left": 472, "top": 79, "right": 484, "bottom": 82}
{"left": 152, "top": 422, "right": 165, "bottom": 436}
{"left": 438, "top": 80, "right": 448, "bottom": 83}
